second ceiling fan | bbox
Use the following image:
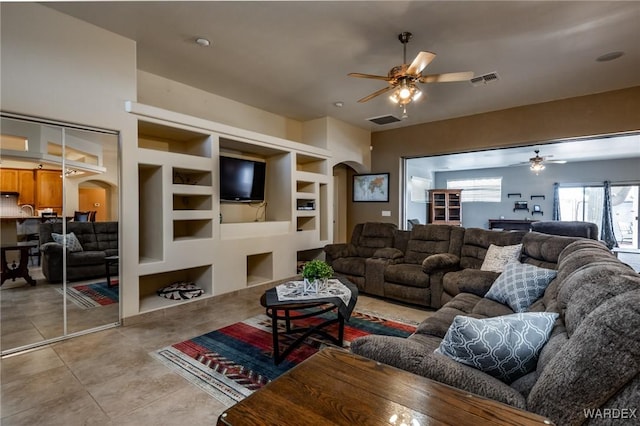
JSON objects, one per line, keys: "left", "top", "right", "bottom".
{"left": 349, "top": 32, "right": 474, "bottom": 110}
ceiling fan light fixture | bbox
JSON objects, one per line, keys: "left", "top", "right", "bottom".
{"left": 390, "top": 81, "right": 421, "bottom": 106}
{"left": 529, "top": 150, "right": 545, "bottom": 174}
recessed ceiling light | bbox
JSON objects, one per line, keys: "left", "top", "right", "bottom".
{"left": 596, "top": 51, "right": 624, "bottom": 62}
{"left": 333, "top": 101, "right": 344, "bottom": 108}
{"left": 195, "top": 37, "right": 211, "bottom": 47}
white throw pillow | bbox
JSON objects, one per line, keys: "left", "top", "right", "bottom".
{"left": 480, "top": 244, "right": 523, "bottom": 273}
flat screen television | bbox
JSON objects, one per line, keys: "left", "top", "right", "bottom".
{"left": 219, "top": 156, "right": 266, "bottom": 202}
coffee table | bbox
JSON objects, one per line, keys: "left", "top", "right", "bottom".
{"left": 217, "top": 348, "right": 554, "bottom": 426}
{"left": 260, "top": 276, "right": 358, "bottom": 365}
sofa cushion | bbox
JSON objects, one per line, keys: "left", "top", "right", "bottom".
{"left": 480, "top": 244, "right": 522, "bottom": 272}
{"left": 520, "top": 232, "right": 583, "bottom": 270}
{"left": 51, "top": 232, "right": 83, "bottom": 252}
{"left": 443, "top": 269, "right": 501, "bottom": 298}
{"left": 332, "top": 257, "right": 366, "bottom": 277}
{"left": 485, "top": 262, "right": 557, "bottom": 313}
{"left": 404, "top": 224, "right": 458, "bottom": 264}
{"left": 384, "top": 263, "right": 430, "bottom": 288}
{"left": 350, "top": 334, "right": 528, "bottom": 410}
{"left": 355, "top": 222, "right": 396, "bottom": 258}
{"left": 459, "top": 228, "right": 526, "bottom": 270}
{"left": 557, "top": 261, "right": 640, "bottom": 336}
{"left": 65, "top": 251, "right": 107, "bottom": 266}
{"left": 526, "top": 290, "right": 640, "bottom": 425}
{"left": 435, "top": 312, "right": 558, "bottom": 384}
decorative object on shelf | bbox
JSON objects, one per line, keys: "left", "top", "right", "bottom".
{"left": 353, "top": 173, "right": 390, "bottom": 202}
{"left": 301, "top": 260, "right": 333, "bottom": 294}
{"left": 530, "top": 195, "right": 546, "bottom": 200}
{"left": 507, "top": 193, "right": 522, "bottom": 198}
{"left": 156, "top": 281, "right": 204, "bottom": 300}
{"left": 513, "top": 201, "right": 529, "bottom": 212}
{"left": 532, "top": 204, "right": 543, "bottom": 215}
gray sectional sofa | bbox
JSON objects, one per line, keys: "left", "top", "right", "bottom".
{"left": 40, "top": 221, "right": 118, "bottom": 283}
{"left": 350, "top": 236, "right": 640, "bottom": 425}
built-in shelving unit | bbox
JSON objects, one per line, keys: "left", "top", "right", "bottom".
{"left": 126, "top": 101, "right": 332, "bottom": 320}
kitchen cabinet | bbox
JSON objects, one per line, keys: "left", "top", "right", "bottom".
{"left": 0, "top": 169, "right": 18, "bottom": 192}
{"left": 35, "top": 170, "right": 63, "bottom": 213}
{"left": 17, "top": 170, "right": 35, "bottom": 205}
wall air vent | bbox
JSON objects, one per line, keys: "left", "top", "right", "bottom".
{"left": 470, "top": 72, "right": 500, "bottom": 87}
{"left": 367, "top": 115, "right": 402, "bottom": 125}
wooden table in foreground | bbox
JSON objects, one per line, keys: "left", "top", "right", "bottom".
{"left": 217, "top": 348, "right": 554, "bottom": 426}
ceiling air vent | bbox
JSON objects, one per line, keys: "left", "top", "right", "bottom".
{"left": 367, "top": 115, "right": 402, "bottom": 125}
{"left": 470, "top": 72, "right": 500, "bottom": 87}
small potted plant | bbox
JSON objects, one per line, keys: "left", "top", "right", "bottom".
{"left": 301, "top": 259, "right": 333, "bottom": 293}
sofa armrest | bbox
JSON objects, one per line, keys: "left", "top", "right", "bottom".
{"left": 324, "top": 243, "right": 350, "bottom": 262}
{"left": 372, "top": 247, "right": 404, "bottom": 261}
{"left": 422, "top": 253, "right": 460, "bottom": 274}
{"left": 40, "top": 242, "right": 63, "bottom": 255}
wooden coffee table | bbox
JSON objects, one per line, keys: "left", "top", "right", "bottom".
{"left": 217, "top": 348, "right": 554, "bottom": 426}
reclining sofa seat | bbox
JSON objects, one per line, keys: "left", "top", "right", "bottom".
{"left": 350, "top": 235, "right": 640, "bottom": 424}
{"left": 440, "top": 228, "right": 527, "bottom": 306}
{"left": 323, "top": 222, "right": 397, "bottom": 290}
{"left": 367, "top": 224, "right": 464, "bottom": 309}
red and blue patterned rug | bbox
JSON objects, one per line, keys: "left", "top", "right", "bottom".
{"left": 151, "top": 309, "right": 417, "bottom": 406}
{"left": 56, "top": 281, "right": 119, "bottom": 309}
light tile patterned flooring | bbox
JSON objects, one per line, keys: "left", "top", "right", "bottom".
{"left": 0, "top": 280, "right": 430, "bottom": 425}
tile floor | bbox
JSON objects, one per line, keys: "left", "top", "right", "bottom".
{"left": 1, "top": 281, "right": 431, "bottom": 425}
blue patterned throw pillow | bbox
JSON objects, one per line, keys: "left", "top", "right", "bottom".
{"left": 485, "top": 261, "right": 557, "bottom": 312}
{"left": 51, "top": 232, "right": 84, "bottom": 252}
{"left": 435, "top": 312, "right": 558, "bottom": 383}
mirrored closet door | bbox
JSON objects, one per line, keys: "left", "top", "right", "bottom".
{"left": 0, "top": 113, "right": 120, "bottom": 355}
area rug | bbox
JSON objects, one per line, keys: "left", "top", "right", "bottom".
{"left": 55, "top": 280, "right": 119, "bottom": 309}
{"left": 151, "top": 308, "right": 417, "bottom": 406}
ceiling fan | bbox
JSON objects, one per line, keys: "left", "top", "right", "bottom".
{"left": 515, "top": 150, "right": 567, "bottom": 174}
{"left": 348, "top": 32, "right": 474, "bottom": 114}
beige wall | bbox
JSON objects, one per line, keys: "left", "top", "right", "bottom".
{"left": 352, "top": 86, "right": 640, "bottom": 230}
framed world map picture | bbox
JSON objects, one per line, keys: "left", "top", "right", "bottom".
{"left": 353, "top": 173, "right": 390, "bottom": 202}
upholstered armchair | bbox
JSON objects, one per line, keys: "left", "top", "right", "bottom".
{"left": 324, "top": 222, "right": 397, "bottom": 291}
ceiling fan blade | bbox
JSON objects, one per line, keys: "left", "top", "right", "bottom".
{"left": 419, "top": 71, "right": 474, "bottom": 83}
{"left": 406, "top": 51, "right": 436, "bottom": 75}
{"left": 357, "top": 85, "right": 394, "bottom": 103}
{"left": 348, "top": 72, "right": 392, "bottom": 81}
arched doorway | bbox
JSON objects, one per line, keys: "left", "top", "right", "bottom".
{"left": 78, "top": 180, "right": 116, "bottom": 221}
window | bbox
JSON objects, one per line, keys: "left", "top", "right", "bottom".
{"left": 447, "top": 177, "right": 502, "bottom": 202}
{"left": 558, "top": 186, "right": 604, "bottom": 223}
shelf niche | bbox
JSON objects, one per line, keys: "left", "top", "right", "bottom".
{"left": 138, "top": 265, "right": 213, "bottom": 312}
{"left": 173, "top": 194, "right": 212, "bottom": 210}
{"left": 172, "top": 167, "right": 212, "bottom": 186}
{"left": 173, "top": 219, "right": 212, "bottom": 240}
{"left": 247, "top": 252, "right": 273, "bottom": 286}
{"left": 296, "top": 153, "right": 326, "bottom": 174}
{"left": 138, "top": 164, "right": 163, "bottom": 263}
{"left": 138, "top": 121, "right": 211, "bottom": 158}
